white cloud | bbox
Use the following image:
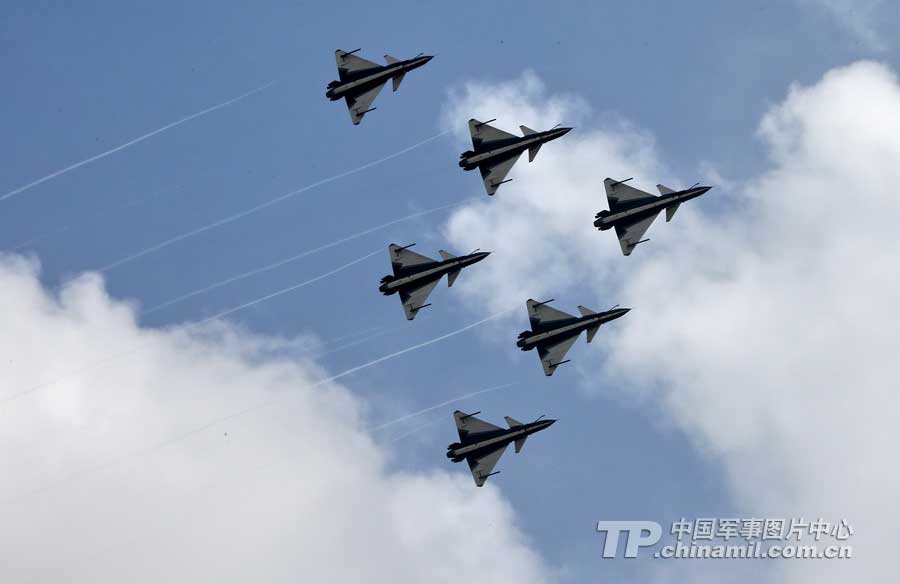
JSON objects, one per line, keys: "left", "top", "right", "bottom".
{"left": 0, "top": 254, "right": 553, "bottom": 583}
{"left": 441, "top": 72, "right": 674, "bottom": 315}
{"left": 441, "top": 61, "right": 900, "bottom": 582}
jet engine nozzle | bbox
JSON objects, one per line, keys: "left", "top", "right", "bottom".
{"left": 446, "top": 450, "right": 464, "bottom": 462}
{"left": 447, "top": 442, "right": 461, "bottom": 450}
{"left": 595, "top": 210, "right": 610, "bottom": 219}
{"left": 459, "top": 150, "right": 474, "bottom": 158}
{"left": 378, "top": 275, "right": 396, "bottom": 295}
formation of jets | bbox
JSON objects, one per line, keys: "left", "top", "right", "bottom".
{"left": 327, "top": 49, "right": 713, "bottom": 486}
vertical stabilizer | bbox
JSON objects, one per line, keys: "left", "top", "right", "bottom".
{"left": 504, "top": 416, "right": 524, "bottom": 428}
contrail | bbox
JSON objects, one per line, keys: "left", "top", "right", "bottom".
{"left": 388, "top": 418, "right": 437, "bottom": 443}
{"left": 316, "top": 325, "right": 384, "bottom": 347}
{"left": 311, "top": 317, "right": 433, "bottom": 359}
{"left": 370, "top": 382, "right": 517, "bottom": 431}
{"left": 311, "top": 308, "right": 514, "bottom": 387}
{"left": 311, "top": 327, "right": 395, "bottom": 359}
{"left": 0, "top": 309, "right": 512, "bottom": 505}
{"left": 0, "top": 80, "right": 280, "bottom": 202}
{"left": 97, "top": 130, "right": 451, "bottom": 273}
{"left": 194, "top": 249, "right": 381, "bottom": 324}
{"left": 142, "top": 202, "right": 460, "bottom": 315}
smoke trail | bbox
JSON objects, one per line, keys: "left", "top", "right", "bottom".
{"left": 0, "top": 309, "right": 512, "bottom": 504}
{"left": 317, "top": 325, "right": 384, "bottom": 347}
{"left": 312, "top": 327, "right": 394, "bottom": 359}
{"left": 370, "top": 382, "right": 517, "bottom": 431}
{"left": 97, "top": 130, "right": 451, "bottom": 273}
{"left": 142, "top": 202, "right": 460, "bottom": 315}
{"left": 388, "top": 417, "right": 437, "bottom": 443}
{"left": 194, "top": 249, "right": 381, "bottom": 324}
{"left": 0, "top": 80, "right": 279, "bottom": 202}
{"left": 311, "top": 308, "right": 514, "bottom": 387}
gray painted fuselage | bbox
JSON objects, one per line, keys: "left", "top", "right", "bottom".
{"left": 326, "top": 55, "right": 433, "bottom": 101}
{"left": 446, "top": 419, "right": 555, "bottom": 463}
{"left": 593, "top": 186, "right": 711, "bottom": 231}
{"left": 379, "top": 251, "right": 490, "bottom": 296}
{"left": 516, "top": 308, "right": 630, "bottom": 352}
{"left": 458, "top": 127, "right": 572, "bottom": 171}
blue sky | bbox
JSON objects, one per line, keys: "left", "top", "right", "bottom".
{"left": 3, "top": 1, "right": 898, "bottom": 582}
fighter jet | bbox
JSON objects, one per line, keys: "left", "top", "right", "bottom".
{"left": 447, "top": 410, "right": 555, "bottom": 487}
{"left": 379, "top": 243, "right": 490, "bottom": 320}
{"left": 326, "top": 49, "right": 433, "bottom": 125}
{"left": 458, "top": 119, "right": 572, "bottom": 195}
{"left": 594, "top": 178, "right": 713, "bottom": 256}
{"left": 517, "top": 299, "right": 630, "bottom": 376}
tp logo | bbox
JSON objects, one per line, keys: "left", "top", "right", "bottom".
{"left": 597, "top": 521, "right": 662, "bottom": 558}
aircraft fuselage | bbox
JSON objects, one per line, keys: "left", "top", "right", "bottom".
{"left": 516, "top": 308, "right": 630, "bottom": 351}
{"left": 379, "top": 252, "right": 490, "bottom": 295}
{"left": 326, "top": 55, "right": 433, "bottom": 101}
{"left": 446, "top": 420, "right": 555, "bottom": 462}
{"left": 459, "top": 127, "right": 571, "bottom": 171}
{"left": 594, "top": 187, "right": 711, "bottom": 230}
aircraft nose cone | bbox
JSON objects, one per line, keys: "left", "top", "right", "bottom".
{"left": 467, "top": 251, "right": 491, "bottom": 264}
{"left": 529, "top": 418, "right": 556, "bottom": 432}
{"left": 420, "top": 55, "right": 434, "bottom": 64}
{"left": 534, "top": 419, "right": 556, "bottom": 432}
{"left": 612, "top": 307, "right": 631, "bottom": 319}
